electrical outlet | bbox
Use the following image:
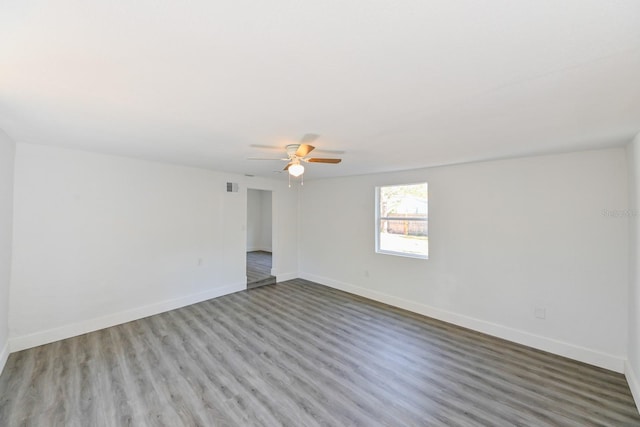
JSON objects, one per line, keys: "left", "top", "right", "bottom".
{"left": 364, "top": 269, "right": 369, "bottom": 278}
{"left": 198, "top": 258, "right": 203, "bottom": 266}
{"left": 534, "top": 307, "right": 546, "bottom": 319}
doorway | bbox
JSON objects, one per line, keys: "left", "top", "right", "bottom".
{"left": 246, "top": 189, "right": 275, "bottom": 289}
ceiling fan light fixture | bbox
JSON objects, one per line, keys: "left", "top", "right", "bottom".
{"left": 289, "top": 163, "right": 304, "bottom": 177}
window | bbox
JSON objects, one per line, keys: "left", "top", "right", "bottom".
{"left": 376, "top": 183, "right": 428, "bottom": 259}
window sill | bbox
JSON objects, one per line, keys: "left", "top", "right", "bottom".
{"left": 375, "top": 249, "right": 428, "bottom": 260}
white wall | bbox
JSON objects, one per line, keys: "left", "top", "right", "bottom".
{"left": 300, "top": 148, "right": 629, "bottom": 372}
{"left": 261, "top": 192, "right": 273, "bottom": 252}
{"left": 627, "top": 135, "right": 640, "bottom": 405}
{"left": 10, "top": 143, "right": 298, "bottom": 351}
{"left": 247, "top": 189, "right": 261, "bottom": 250}
{"left": 0, "top": 130, "right": 15, "bottom": 371}
{"left": 247, "top": 189, "right": 272, "bottom": 252}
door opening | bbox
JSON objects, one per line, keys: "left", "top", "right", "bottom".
{"left": 246, "top": 189, "right": 275, "bottom": 289}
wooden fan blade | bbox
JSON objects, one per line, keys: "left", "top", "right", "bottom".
{"left": 296, "top": 144, "right": 315, "bottom": 157}
{"left": 300, "top": 133, "right": 319, "bottom": 144}
{"left": 307, "top": 158, "right": 342, "bottom": 164}
{"left": 283, "top": 163, "right": 292, "bottom": 171}
{"left": 247, "top": 157, "right": 287, "bottom": 160}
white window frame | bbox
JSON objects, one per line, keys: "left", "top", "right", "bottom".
{"left": 375, "top": 183, "right": 428, "bottom": 259}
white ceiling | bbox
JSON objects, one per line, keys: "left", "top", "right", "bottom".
{"left": 1, "top": 0, "right": 639, "bottom": 179}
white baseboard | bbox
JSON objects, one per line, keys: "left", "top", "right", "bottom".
{"left": 275, "top": 272, "right": 298, "bottom": 282}
{"left": 301, "top": 272, "right": 625, "bottom": 373}
{"left": 0, "top": 340, "right": 9, "bottom": 375}
{"left": 626, "top": 360, "right": 640, "bottom": 410}
{"left": 10, "top": 282, "right": 246, "bottom": 352}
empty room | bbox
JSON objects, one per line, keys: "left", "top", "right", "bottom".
{"left": 1, "top": 1, "right": 640, "bottom": 425}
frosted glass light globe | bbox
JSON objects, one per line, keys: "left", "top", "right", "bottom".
{"left": 289, "top": 163, "right": 304, "bottom": 177}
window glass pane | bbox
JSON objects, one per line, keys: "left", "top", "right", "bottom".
{"left": 376, "top": 182, "right": 428, "bottom": 258}
{"left": 379, "top": 183, "right": 428, "bottom": 219}
{"left": 379, "top": 219, "right": 428, "bottom": 237}
{"left": 378, "top": 220, "right": 428, "bottom": 257}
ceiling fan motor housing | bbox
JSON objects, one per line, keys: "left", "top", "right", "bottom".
{"left": 285, "top": 144, "right": 300, "bottom": 157}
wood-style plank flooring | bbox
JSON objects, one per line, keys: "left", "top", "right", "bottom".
{"left": 247, "top": 251, "right": 275, "bottom": 289}
{"left": 0, "top": 279, "right": 638, "bottom": 426}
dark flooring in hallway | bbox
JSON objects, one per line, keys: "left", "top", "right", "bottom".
{"left": 247, "top": 250, "right": 275, "bottom": 289}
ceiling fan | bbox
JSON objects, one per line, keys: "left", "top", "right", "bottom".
{"left": 248, "top": 134, "right": 343, "bottom": 178}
